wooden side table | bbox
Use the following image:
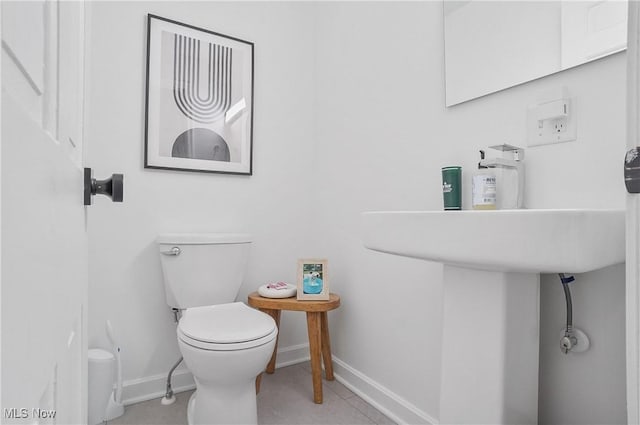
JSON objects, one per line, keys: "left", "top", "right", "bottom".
{"left": 247, "top": 292, "right": 341, "bottom": 404}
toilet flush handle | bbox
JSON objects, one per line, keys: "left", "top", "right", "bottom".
{"left": 161, "top": 247, "right": 181, "bottom": 256}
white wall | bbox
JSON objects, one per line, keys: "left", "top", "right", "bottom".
{"left": 86, "top": 1, "right": 628, "bottom": 423}
{"left": 313, "top": 1, "right": 626, "bottom": 423}
{"left": 86, "top": 1, "right": 316, "bottom": 400}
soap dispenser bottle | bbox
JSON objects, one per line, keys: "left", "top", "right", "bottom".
{"left": 472, "top": 150, "right": 497, "bottom": 210}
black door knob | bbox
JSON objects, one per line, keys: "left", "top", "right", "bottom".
{"left": 84, "top": 168, "right": 124, "bottom": 205}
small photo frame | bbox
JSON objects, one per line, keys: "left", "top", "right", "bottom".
{"left": 297, "top": 259, "right": 329, "bottom": 301}
{"left": 144, "top": 14, "right": 254, "bottom": 175}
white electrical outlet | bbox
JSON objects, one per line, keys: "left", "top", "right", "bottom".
{"left": 527, "top": 96, "right": 577, "bottom": 147}
{"left": 553, "top": 118, "right": 567, "bottom": 133}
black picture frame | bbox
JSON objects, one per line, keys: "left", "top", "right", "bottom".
{"left": 144, "top": 14, "right": 254, "bottom": 175}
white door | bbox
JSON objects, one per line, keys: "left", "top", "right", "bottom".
{"left": 2, "top": 1, "right": 88, "bottom": 423}
{"left": 629, "top": 2, "right": 640, "bottom": 424}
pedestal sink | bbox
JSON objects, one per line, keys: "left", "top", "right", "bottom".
{"left": 361, "top": 209, "right": 624, "bottom": 425}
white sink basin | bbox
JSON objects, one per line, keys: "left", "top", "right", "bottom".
{"left": 362, "top": 208, "right": 625, "bottom": 424}
{"left": 362, "top": 209, "right": 625, "bottom": 273}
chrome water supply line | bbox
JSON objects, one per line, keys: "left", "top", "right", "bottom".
{"left": 558, "top": 273, "right": 577, "bottom": 354}
{"left": 172, "top": 308, "right": 181, "bottom": 324}
{"left": 557, "top": 273, "right": 591, "bottom": 354}
{"left": 161, "top": 357, "right": 183, "bottom": 405}
{"left": 161, "top": 308, "right": 184, "bottom": 406}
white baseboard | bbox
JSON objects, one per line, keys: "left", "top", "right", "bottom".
{"left": 332, "top": 356, "right": 438, "bottom": 425}
{"left": 274, "top": 343, "right": 310, "bottom": 368}
{"left": 122, "top": 367, "right": 195, "bottom": 406}
{"left": 121, "top": 344, "right": 311, "bottom": 406}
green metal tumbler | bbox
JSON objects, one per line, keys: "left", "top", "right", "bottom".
{"left": 442, "top": 166, "right": 462, "bottom": 210}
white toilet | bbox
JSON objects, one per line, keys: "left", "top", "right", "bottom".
{"left": 157, "top": 233, "right": 277, "bottom": 425}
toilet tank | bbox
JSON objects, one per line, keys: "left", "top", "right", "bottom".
{"left": 157, "top": 233, "right": 252, "bottom": 309}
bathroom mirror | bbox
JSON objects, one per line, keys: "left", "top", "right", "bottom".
{"left": 444, "top": 0, "right": 628, "bottom": 106}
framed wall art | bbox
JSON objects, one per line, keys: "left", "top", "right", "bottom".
{"left": 297, "top": 259, "right": 329, "bottom": 301}
{"left": 144, "top": 14, "right": 254, "bottom": 175}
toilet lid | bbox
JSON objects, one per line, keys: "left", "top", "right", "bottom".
{"left": 178, "top": 302, "right": 276, "bottom": 344}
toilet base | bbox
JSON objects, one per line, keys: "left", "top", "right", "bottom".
{"left": 186, "top": 382, "right": 258, "bottom": 425}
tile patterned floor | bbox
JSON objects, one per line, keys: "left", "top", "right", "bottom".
{"left": 107, "top": 362, "right": 396, "bottom": 425}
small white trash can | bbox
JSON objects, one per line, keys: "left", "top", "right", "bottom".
{"left": 88, "top": 348, "right": 115, "bottom": 425}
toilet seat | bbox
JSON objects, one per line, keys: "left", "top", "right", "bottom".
{"left": 178, "top": 327, "right": 277, "bottom": 351}
{"left": 178, "top": 302, "right": 277, "bottom": 351}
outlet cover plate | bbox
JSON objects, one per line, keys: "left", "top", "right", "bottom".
{"left": 527, "top": 98, "right": 577, "bottom": 147}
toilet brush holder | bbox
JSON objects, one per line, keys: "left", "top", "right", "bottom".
{"left": 104, "top": 320, "right": 125, "bottom": 420}
{"left": 104, "top": 395, "right": 125, "bottom": 421}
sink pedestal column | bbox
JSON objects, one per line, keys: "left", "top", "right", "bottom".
{"left": 440, "top": 265, "right": 540, "bottom": 425}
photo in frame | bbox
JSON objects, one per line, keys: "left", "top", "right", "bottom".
{"left": 144, "top": 14, "right": 254, "bottom": 175}
{"left": 297, "top": 259, "right": 329, "bottom": 301}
